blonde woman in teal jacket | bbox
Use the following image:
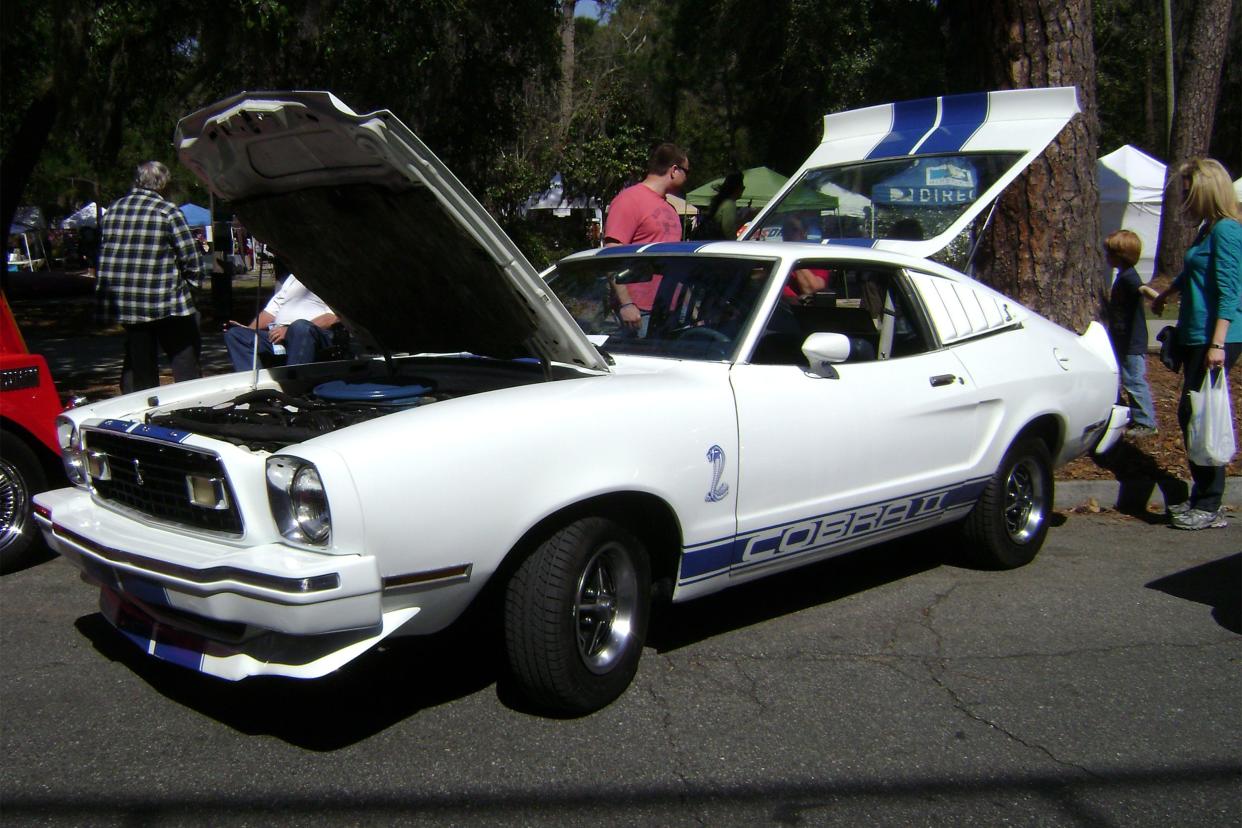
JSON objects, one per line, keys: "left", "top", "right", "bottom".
{"left": 1152, "top": 158, "right": 1242, "bottom": 530}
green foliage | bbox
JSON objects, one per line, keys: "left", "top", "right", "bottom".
{"left": 5, "top": 0, "right": 1237, "bottom": 267}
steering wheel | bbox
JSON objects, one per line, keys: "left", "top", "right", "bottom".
{"left": 670, "top": 325, "right": 730, "bottom": 343}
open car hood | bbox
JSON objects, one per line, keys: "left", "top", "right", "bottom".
{"left": 174, "top": 91, "right": 609, "bottom": 372}
{"left": 741, "top": 87, "right": 1080, "bottom": 261}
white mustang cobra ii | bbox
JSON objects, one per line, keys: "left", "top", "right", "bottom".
{"left": 36, "top": 88, "right": 1127, "bottom": 714}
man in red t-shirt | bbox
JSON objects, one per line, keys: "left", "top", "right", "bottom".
{"left": 604, "top": 143, "right": 689, "bottom": 331}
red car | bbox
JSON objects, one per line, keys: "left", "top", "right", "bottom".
{"left": 0, "top": 292, "right": 68, "bottom": 571}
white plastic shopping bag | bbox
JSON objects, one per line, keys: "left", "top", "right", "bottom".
{"left": 1186, "top": 368, "right": 1236, "bottom": 466}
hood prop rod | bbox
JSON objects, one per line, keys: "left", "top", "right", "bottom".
{"left": 964, "top": 199, "right": 1000, "bottom": 276}
{"left": 248, "top": 259, "right": 265, "bottom": 390}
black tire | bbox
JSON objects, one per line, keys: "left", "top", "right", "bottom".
{"left": 503, "top": 516, "right": 651, "bottom": 715}
{"left": 962, "top": 437, "right": 1053, "bottom": 570}
{"left": 0, "top": 435, "right": 48, "bottom": 573}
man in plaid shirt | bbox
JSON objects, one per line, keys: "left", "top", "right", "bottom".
{"left": 96, "top": 161, "right": 203, "bottom": 392}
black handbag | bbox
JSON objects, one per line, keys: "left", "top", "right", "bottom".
{"left": 1156, "top": 325, "right": 1182, "bottom": 372}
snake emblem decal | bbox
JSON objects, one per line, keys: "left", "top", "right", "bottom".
{"left": 704, "top": 444, "right": 730, "bottom": 503}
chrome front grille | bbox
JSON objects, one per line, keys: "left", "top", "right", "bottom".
{"left": 84, "top": 429, "right": 243, "bottom": 535}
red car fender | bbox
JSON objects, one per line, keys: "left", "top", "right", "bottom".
{"left": 0, "top": 292, "right": 64, "bottom": 456}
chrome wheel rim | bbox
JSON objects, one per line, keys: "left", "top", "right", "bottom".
{"left": 574, "top": 542, "right": 639, "bottom": 675}
{"left": 0, "top": 456, "right": 29, "bottom": 553}
{"left": 1004, "top": 456, "right": 1046, "bottom": 544}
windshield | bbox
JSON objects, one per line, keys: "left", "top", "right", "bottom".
{"left": 547, "top": 255, "right": 780, "bottom": 360}
{"left": 749, "top": 153, "right": 1022, "bottom": 266}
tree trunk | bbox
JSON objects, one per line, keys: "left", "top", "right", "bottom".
{"left": 558, "top": 0, "right": 577, "bottom": 142}
{"left": 943, "top": 0, "right": 1105, "bottom": 333}
{"left": 1153, "top": 0, "right": 1233, "bottom": 283}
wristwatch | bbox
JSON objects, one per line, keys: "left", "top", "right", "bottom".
{"left": 1207, "top": 343, "right": 1225, "bottom": 350}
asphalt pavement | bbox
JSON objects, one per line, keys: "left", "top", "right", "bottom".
{"left": 1, "top": 514, "right": 1237, "bottom": 825}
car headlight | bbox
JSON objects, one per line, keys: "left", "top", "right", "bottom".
{"left": 266, "top": 457, "right": 332, "bottom": 546}
{"left": 57, "top": 416, "right": 87, "bottom": 488}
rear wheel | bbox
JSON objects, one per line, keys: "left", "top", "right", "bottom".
{"left": 0, "top": 436, "right": 47, "bottom": 573}
{"left": 962, "top": 437, "right": 1052, "bottom": 569}
{"left": 503, "top": 516, "right": 651, "bottom": 715}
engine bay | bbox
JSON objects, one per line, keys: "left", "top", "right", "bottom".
{"left": 149, "top": 386, "right": 440, "bottom": 452}
{"left": 146, "top": 357, "right": 567, "bottom": 452}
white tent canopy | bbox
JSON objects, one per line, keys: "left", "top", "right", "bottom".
{"left": 61, "top": 202, "right": 104, "bottom": 229}
{"left": 522, "top": 173, "right": 601, "bottom": 218}
{"left": 1098, "top": 145, "right": 1166, "bottom": 282}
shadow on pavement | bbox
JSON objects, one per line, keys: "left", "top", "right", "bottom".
{"left": 5, "top": 760, "right": 1239, "bottom": 823}
{"left": 1093, "top": 439, "right": 1190, "bottom": 520}
{"left": 74, "top": 611, "right": 501, "bottom": 751}
{"left": 1146, "top": 552, "right": 1241, "bottom": 634}
{"left": 71, "top": 534, "right": 955, "bottom": 744}
{"left": 648, "top": 535, "right": 944, "bottom": 653}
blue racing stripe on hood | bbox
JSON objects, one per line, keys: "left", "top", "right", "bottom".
{"left": 868, "top": 96, "right": 939, "bottom": 159}
{"left": 98, "top": 419, "right": 193, "bottom": 444}
{"left": 916, "top": 92, "right": 990, "bottom": 155}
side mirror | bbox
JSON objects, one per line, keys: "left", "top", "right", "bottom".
{"left": 802, "top": 332, "right": 852, "bottom": 378}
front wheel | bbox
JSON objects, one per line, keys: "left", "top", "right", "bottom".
{"left": 503, "top": 516, "right": 651, "bottom": 715}
{"left": 0, "top": 436, "right": 48, "bottom": 573}
{"left": 961, "top": 437, "right": 1053, "bottom": 569}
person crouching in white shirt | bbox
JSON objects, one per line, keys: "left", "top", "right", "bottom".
{"left": 224, "top": 274, "right": 339, "bottom": 371}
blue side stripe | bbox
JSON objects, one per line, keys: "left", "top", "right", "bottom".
{"left": 916, "top": 92, "right": 990, "bottom": 155}
{"left": 867, "top": 96, "right": 939, "bottom": 159}
{"left": 679, "top": 538, "right": 737, "bottom": 580}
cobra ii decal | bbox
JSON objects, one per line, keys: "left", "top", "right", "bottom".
{"left": 705, "top": 445, "right": 730, "bottom": 503}
{"left": 679, "top": 476, "right": 991, "bottom": 587}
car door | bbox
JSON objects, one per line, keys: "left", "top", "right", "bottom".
{"left": 727, "top": 264, "right": 985, "bottom": 580}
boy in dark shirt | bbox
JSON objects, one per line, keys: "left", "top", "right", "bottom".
{"left": 1105, "top": 230, "right": 1159, "bottom": 437}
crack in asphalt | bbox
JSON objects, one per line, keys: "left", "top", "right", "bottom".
{"left": 669, "top": 637, "right": 1232, "bottom": 665}
{"left": 924, "top": 663, "right": 1104, "bottom": 780}
{"left": 914, "top": 583, "right": 1104, "bottom": 780}
{"left": 731, "top": 659, "right": 766, "bottom": 709}
{"left": 645, "top": 657, "right": 708, "bottom": 827}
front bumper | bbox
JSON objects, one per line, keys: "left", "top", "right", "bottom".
{"left": 33, "top": 487, "right": 416, "bottom": 680}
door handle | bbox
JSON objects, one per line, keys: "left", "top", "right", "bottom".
{"left": 929, "top": 374, "right": 957, "bottom": 387}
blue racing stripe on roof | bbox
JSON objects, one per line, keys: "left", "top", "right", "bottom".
{"left": 868, "top": 96, "right": 939, "bottom": 159}
{"left": 596, "top": 244, "right": 643, "bottom": 256}
{"left": 642, "top": 241, "right": 713, "bottom": 253}
{"left": 824, "top": 238, "right": 878, "bottom": 248}
{"left": 916, "top": 92, "right": 990, "bottom": 155}
{"left": 596, "top": 241, "right": 711, "bottom": 256}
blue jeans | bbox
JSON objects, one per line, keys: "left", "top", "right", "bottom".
{"left": 225, "top": 319, "right": 331, "bottom": 372}
{"left": 1119, "top": 353, "right": 1156, "bottom": 429}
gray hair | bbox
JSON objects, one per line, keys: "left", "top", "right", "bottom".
{"left": 134, "top": 161, "right": 171, "bottom": 192}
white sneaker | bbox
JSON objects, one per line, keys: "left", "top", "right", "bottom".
{"left": 1171, "top": 509, "right": 1228, "bottom": 530}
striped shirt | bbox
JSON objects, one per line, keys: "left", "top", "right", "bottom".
{"left": 96, "top": 188, "right": 201, "bottom": 324}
